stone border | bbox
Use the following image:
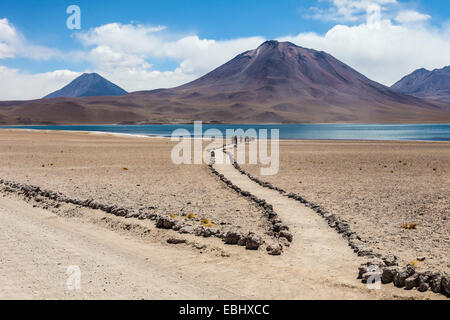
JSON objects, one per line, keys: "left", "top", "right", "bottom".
{"left": 208, "top": 147, "right": 293, "bottom": 255}
{"left": 0, "top": 178, "right": 263, "bottom": 252}
{"left": 220, "top": 149, "right": 450, "bottom": 297}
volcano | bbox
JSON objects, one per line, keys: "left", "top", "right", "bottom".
{"left": 44, "top": 73, "right": 128, "bottom": 99}
{"left": 0, "top": 41, "right": 449, "bottom": 124}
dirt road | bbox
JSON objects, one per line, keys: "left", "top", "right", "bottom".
{"left": 0, "top": 196, "right": 235, "bottom": 300}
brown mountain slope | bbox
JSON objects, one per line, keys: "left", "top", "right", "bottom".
{"left": 0, "top": 41, "right": 449, "bottom": 124}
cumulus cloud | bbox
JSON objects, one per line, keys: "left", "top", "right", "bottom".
{"left": 0, "top": 18, "right": 62, "bottom": 60}
{"left": 282, "top": 1, "right": 450, "bottom": 85}
{"left": 395, "top": 10, "right": 431, "bottom": 23}
{"left": 74, "top": 23, "right": 264, "bottom": 76}
{"left": 70, "top": 22, "right": 264, "bottom": 91}
{"left": 0, "top": 66, "right": 80, "bottom": 100}
{"left": 309, "top": 0, "right": 397, "bottom": 22}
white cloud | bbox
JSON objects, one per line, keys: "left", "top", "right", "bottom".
{"left": 0, "top": 18, "right": 62, "bottom": 60}
{"left": 75, "top": 23, "right": 264, "bottom": 75}
{"left": 73, "top": 22, "right": 264, "bottom": 89}
{"left": 281, "top": 2, "right": 450, "bottom": 85}
{"left": 309, "top": 0, "right": 397, "bottom": 22}
{"left": 0, "top": 66, "right": 80, "bottom": 100}
{"left": 395, "top": 10, "right": 431, "bottom": 23}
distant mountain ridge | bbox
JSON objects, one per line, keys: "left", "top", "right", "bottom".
{"left": 44, "top": 73, "right": 127, "bottom": 99}
{"left": 392, "top": 66, "right": 450, "bottom": 103}
{"left": 0, "top": 41, "right": 449, "bottom": 125}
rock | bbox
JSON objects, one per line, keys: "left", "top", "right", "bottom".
{"left": 266, "top": 243, "right": 283, "bottom": 256}
{"left": 280, "top": 238, "right": 291, "bottom": 247}
{"left": 195, "top": 227, "right": 218, "bottom": 238}
{"left": 382, "top": 254, "right": 398, "bottom": 267}
{"left": 362, "top": 271, "right": 382, "bottom": 284}
{"left": 349, "top": 239, "right": 364, "bottom": 251}
{"left": 156, "top": 216, "right": 176, "bottom": 229}
{"left": 126, "top": 211, "right": 140, "bottom": 219}
{"left": 418, "top": 271, "right": 433, "bottom": 285}
{"left": 429, "top": 273, "right": 443, "bottom": 293}
{"left": 418, "top": 282, "right": 429, "bottom": 292}
{"left": 179, "top": 225, "right": 195, "bottom": 234}
{"left": 273, "top": 223, "right": 288, "bottom": 232}
{"left": 271, "top": 217, "right": 282, "bottom": 225}
{"left": 365, "top": 258, "right": 386, "bottom": 268}
{"left": 358, "top": 265, "right": 369, "bottom": 279}
{"left": 224, "top": 231, "right": 243, "bottom": 245}
{"left": 393, "top": 265, "right": 415, "bottom": 288}
{"left": 442, "top": 274, "right": 450, "bottom": 295}
{"left": 279, "top": 230, "right": 293, "bottom": 242}
{"left": 417, "top": 256, "right": 426, "bottom": 262}
{"left": 167, "top": 238, "right": 187, "bottom": 244}
{"left": 245, "top": 232, "right": 262, "bottom": 250}
{"left": 405, "top": 273, "right": 420, "bottom": 290}
{"left": 382, "top": 266, "right": 400, "bottom": 284}
{"left": 267, "top": 211, "right": 277, "bottom": 219}
{"left": 357, "top": 246, "right": 373, "bottom": 257}
{"left": 336, "top": 222, "right": 350, "bottom": 233}
{"left": 237, "top": 236, "right": 247, "bottom": 246}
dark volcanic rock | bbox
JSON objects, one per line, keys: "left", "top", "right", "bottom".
{"left": 224, "top": 230, "right": 243, "bottom": 245}
{"left": 44, "top": 73, "right": 128, "bottom": 98}
{"left": 156, "top": 216, "right": 176, "bottom": 229}
{"left": 245, "top": 232, "right": 262, "bottom": 250}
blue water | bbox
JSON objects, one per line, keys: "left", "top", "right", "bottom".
{"left": 1, "top": 124, "right": 450, "bottom": 141}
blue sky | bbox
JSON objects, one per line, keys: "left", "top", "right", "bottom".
{"left": 1, "top": 0, "right": 450, "bottom": 99}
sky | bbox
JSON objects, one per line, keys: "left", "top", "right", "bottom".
{"left": 1, "top": 0, "right": 450, "bottom": 100}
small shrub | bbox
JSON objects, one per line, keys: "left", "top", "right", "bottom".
{"left": 402, "top": 222, "right": 419, "bottom": 230}
{"left": 200, "top": 218, "right": 212, "bottom": 225}
{"left": 187, "top": 213, "right": 196, "bottom": 219}
{"left": 433, "top": 168, "right": 437, "bottom": 172}
{"left": 200, "top": 218, "right": 214, "bottom": 228}
{"left": 123, "top": 167, "right": 129, "bottom": 171}
{"left": 411, "top": 260, "right": 420, "bottom": 268}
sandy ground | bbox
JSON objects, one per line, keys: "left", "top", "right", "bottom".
{"left": 0, "top": 171, "right": 438, "bottom": 300}
{"left": 0, "top": 130, "right": 446, "bottom": 300}
{"left": 0, "top": 130, "right": 271, "bottom": 242}
{"left": 239, "top": 140, "right": 450, "bottom": 274}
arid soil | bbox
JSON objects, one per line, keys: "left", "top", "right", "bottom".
{"left": 0, "top": 130, "right": 271, "bottom": 242}
{"left": 239, "top": 140, "right": 450, "bottom": 273}
{"left": 0, "top": 130, "right": 447, "bottom": 299}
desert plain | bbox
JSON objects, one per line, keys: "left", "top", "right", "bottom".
{"left": 0, "top": 129, "right": 448, "bottom": 300}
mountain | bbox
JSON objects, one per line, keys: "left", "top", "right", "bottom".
{"left": 44, "top": 73, "right": 128, "bottom": 99}
{"left": 0, "top": 41, "right": 449, "bottom": 124}
{"left": 391, "top": 66, "right": 450, "bottom": 103}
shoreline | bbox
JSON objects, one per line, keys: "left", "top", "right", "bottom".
{"left": 1, "top": 127, "right": 449, "bottom": 143}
